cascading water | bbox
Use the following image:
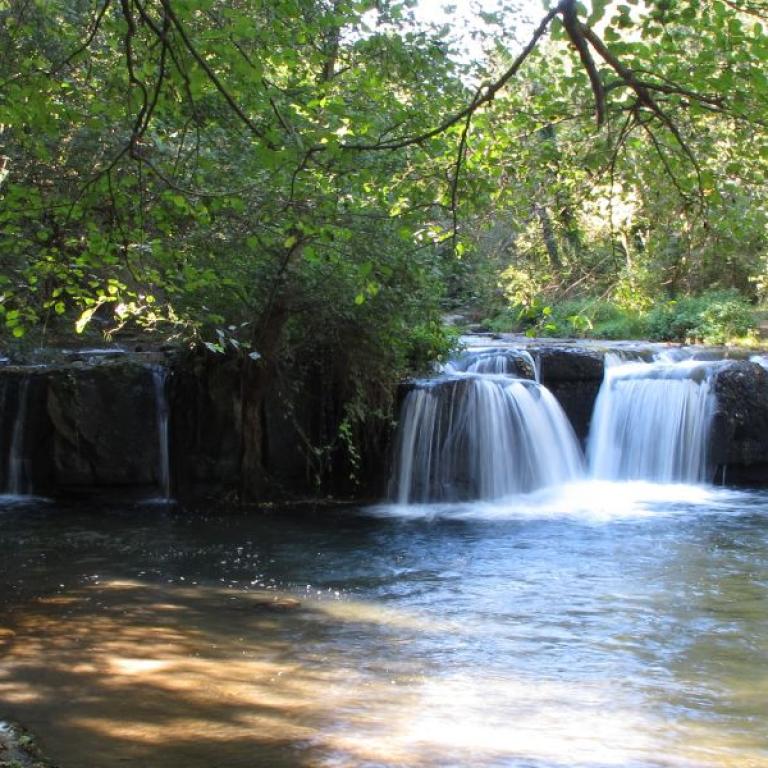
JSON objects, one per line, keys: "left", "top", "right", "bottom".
{"left": 390, "top": 350, "right": 583, "bottom": 503}
{"left": 587, "top": 358, "right": 724, "bottom": 483}
{"left": 6, "top": 377, "right": 30, "bottom": 495}
{"left": 445, "top": 348, "right": 538, "bottom": 379}
{"left": 391, "top": 342, "right": 733, "bottom": 504}
{"left": 151, "top": 366, "right": 172, "bottom": 500}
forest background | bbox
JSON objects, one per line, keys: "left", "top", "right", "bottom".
{"left": 1, "top": 0, "right": 767, "bottom": 490}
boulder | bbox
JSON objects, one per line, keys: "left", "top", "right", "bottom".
{"left": 711, "top": 361, "right": 768, "bottom": 479}
{"left": 534, "top": 348, "right": 605, "bottom": 442}
{"left": 535, "top": 347, "right": 605, "bottom": 382}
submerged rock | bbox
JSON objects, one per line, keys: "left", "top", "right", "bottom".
{"left": 0, "top": 720, "right": 53, "bottom": 768}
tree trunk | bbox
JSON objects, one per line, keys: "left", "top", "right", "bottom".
{"left": 533, "top": 202, "right": 562, "bottom": 269}
{"left": 319, "top": 0, "right": 342, "bottom": 82}
{"left": 558, "top": 195, "right": 583, "bottom": 256}
{"left": 239, "top": 300, "right": 288, "bottom": 501}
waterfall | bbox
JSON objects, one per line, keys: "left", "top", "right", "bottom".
{"left": 392, "top": 342, "right": 734, "bottom": 503}
{"left": 390, "top": 351, "right": 583, "bottom": 503}
{"left": 444, "top": 349, "right": 537, "bottom": 379}
{"left": 587, "top": 359, "right": 722, "bottom": 483}
{"left": 6, "top": 377, "right": 30, "bottom": 495}
{"left": 151, "top": 367, "right": 172, "bottom": 500}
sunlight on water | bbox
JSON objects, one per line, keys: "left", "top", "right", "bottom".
{"left": 1, "top": 496, "right": 767, "bottom": 768}
{"left": 325, "top": 674, "right": 664, "bottom": 767}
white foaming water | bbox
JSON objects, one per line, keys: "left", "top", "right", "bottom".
{"left": 443, "top": 349, "right": 537, "bottom": 377}
{"left": 389, "top": 345, "right": 737, "bottom": 513}
{"left": 588, "top": 359, "right": 725, "bottom": 484}
{"left": 371, "top": 480, "right": 754, "bottom": 522}
{"left": 653, "top": 347, "right": 697, "bottom": 363}
{"left": 390, "top": 349, "right": 583, "bottom": 503}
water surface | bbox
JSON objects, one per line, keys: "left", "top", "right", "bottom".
{"left": 1, "top": 485, "right": 767, "bottom": 767}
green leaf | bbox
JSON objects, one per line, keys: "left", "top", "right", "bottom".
{"left": 75, "top": 308, "right": 96, "bottom": 335}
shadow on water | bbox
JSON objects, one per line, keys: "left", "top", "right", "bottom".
{"left": 1, "top": 581, "right": 324, "bottom": 767}
{"left": 0, "top": 492, "right": 768, "bottom": 767}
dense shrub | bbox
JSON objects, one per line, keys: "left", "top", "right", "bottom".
{"left": 485, "top": 290, "right": 756, "bottom": 344}
{"left": 646, "top": 290, "right": 755, "bottom": 344}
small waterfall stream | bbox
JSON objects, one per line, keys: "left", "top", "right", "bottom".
{"left": 587, "top": 358, "right": 724, "bottom": 484}
{"left": 151, "top": 366, "right": 172, "bottom": 500}
{"left": 444, "top": 348, "right": 538, "bottom": 378}
{"left": 390, "top": 350, "right": 583, "bottom": 503}
{"left": 390, "top": 345, "right": 734, "bottom": 505}
{"left": 6, "top": 378, "right": 30, "bottom": 495}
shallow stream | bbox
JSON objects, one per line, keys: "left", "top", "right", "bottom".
{"left": 1, "top": 485, "right": 767, "bottom": 767}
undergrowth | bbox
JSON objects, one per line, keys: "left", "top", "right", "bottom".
{"left": 485, "top": 289, "right": 759, "bottom": 345}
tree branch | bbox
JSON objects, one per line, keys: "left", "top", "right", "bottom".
{"left": 159, "top": 0, "right": 276, "bottom": 148}
{"left": 340, "top": 4, "right": 560, "bottom": 152}
{"left": 450, "top": 88, "right": 478, "bottom": 247}
{"left": 560, "top": 0, "right": 606, "bottom": 126}
{"left": 579, "top": 19, "right": 705, "bottom": 204}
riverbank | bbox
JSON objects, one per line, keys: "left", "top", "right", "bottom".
{"left": 0, "top": 719, "right": 52, "bottom": 768}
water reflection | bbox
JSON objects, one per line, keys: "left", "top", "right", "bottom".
{"left": 0, "top": 488, "right": 767, "bottom": 767}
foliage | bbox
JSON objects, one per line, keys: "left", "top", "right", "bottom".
{"left": 486, "top": 289, "right": 757, "bottom": 345}
{"left": 2, "top": 0, "right": 768, "bottom": 487}
{"left": 447, "top": 0, "right": 768, "bottom": 324}
{"left": 646, "top": 290, "right": 757, "bottom": 344}
{"left": 3, "top": 0, "right": 766, "bottom": 341}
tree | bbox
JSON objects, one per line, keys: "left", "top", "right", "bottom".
{"left": 2, "top": 0, "right": 767, "bottom": 493}
{"left": 446, "top": 0, "right": 768, "bottom": 321}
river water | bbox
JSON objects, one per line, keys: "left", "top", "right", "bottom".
{"left": 1, "top": 485, "right": 767, "bottom": 768}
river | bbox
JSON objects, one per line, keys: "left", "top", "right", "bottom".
{"left": 1, "top": 485, "right": 767, "bottom": 767}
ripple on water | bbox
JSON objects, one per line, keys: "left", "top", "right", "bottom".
{"left": 0, "top": 489, "right": 766, "bottom": 767}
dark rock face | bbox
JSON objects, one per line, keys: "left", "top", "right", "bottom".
{"left": 535, "top": 347, "right": 605, "bottom": 383}
{"left": 171, "top": 354, "right": 243, "bottom": 498}
{"left": 3, "top": 347, "right": 386, "bottom": 502}
{"left": 47, "top": 363, "right": 161, "bottom": 490}
{"left": 0, "top": 361, "right": 166, "bottom": 497}
{"left": 535, "top": 348, "right": 605, "bottom": 442}
{"left": 711, "top": 362, "right": 768, "bottom": 482}
{"left": 0, "top": 371, "right": 55, "bottom": 493}
{"left": 4, "top": 342, "right": 768, "bottom": 499}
